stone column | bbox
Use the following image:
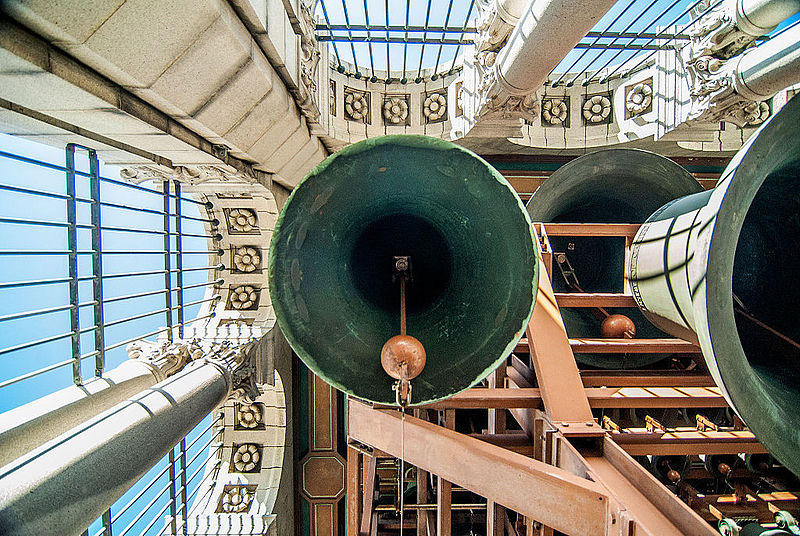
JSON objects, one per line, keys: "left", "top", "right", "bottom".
{"left": 0, "top": 340, "right": 198, "bottom": 468}
{"left": 0, "top": 343, "right": 257, "bottom": 536}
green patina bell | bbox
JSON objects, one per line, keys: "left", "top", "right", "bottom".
{"left": 269, "top": 135, "right": 538, "bottom": 405}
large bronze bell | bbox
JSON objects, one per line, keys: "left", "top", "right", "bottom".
{"left": 268, "top": 135, "right": 538, "bottom": 405}
{"left": 629, "top": 95, "right": 800, "bottom": 476}
{"left": 526, "top": 148, "right": 703, "bottom": 368}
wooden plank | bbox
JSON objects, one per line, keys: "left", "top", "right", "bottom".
{"left": 515, "top": 338, "right": 701, "bottom": 354}
{"left": 542, "top": 223, "right": 641, "bottom": 238}
{"left": 470, "top": 433, "right": 535, "bottom": 456}
{"left": 611, "top": 430, "right": 768, "bottom": 456}
{"left": 554, "top": 293, "right": 637, "bottom": 308}
{"left": 348, "top": 400, "right": 610, "bottom": 536}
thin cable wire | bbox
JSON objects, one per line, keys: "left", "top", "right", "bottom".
{"left": 551, "top": 0, "right": 640, "bottom": 86}
{"left": 449, "top": 0, "right": 476, "bottom": 73}
{"left": 319, "top": 0, "right": 343, "bottom": 68}
{"left": 605, "top": 0, "right": 722, "bottom": 80}
{"left": 400, "top": 407, "right": 406, "bottom": 536}
{"left": 341, "top": 0, "right": 361, "bottom": 72}
{"left": 416, "top": 1, "right": 434, "bottom": 80}
{"left": 576, "top": 0, "right": 667, "bottom": 84}
{"left": 363, "top": 0, "right": 376, "bottom": 78}
{"left": 432, "top": 0, "right": 456, "bottom": 77}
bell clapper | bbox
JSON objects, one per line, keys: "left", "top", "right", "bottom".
{"left": 382, "top": 256, "right": 427, "bottom": 407}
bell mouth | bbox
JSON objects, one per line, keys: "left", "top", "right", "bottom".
{"left": 269, "top": 134, "right": 538, "bottom": 405}
{"left": 732, "top": 161, "right": 800, "bottom": 389}
{"left": 350, "top": 213, "right": 453, "bottom": 316}
{"left": 700, "top": 94, "right": 800, "bottom": 477}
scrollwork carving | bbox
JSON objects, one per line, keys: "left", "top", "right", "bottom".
{"left": 126, "top": 339, "right": 202, "bottom": 381}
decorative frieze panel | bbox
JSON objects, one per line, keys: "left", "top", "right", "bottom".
{"left": 383, "top": 95, "right": 410, "bottom": 125}
{"left": 423, "top": 92, "right": 448, "bottom": 123}
{"left": 582, "top": 94, "right": 612, "bottom": 125}
{"left": 541, "top": 97, "right": 569, "bottom": 127}
{"left": 625, "top": 79, "right": 654, "bottom": 118}
{"left": 344, "top": 88, "right": 370, "bottom": 123}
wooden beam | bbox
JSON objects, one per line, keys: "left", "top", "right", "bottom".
{"left": 348, "top": 400, "right": 610, "bottom": 536}
{"left": 437, "top": 410, "right": 454, "bottom": 536}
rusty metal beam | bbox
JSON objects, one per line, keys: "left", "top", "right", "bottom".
{"left": 525, "top": 233, "right": 596, "bottom": 432}
{"left": 611, "top": 430, "right": 768, "bottom": 456}
{"left": 348, "top": 400, "right": 610, "bottom": 536}
{"left": 554, "top": 293, "right": 637, "bottom": 308}
{"left": 347, "top": 445, "right": 361, "bottom": 536}
{"left": 515, "top": 338, "right": 701, "bottom": 354}
{"left": 580, "top": 371, "right": 715, "bottom": 387}
{"left": 542, "top": 223, "right": 641, "bottom": 238}
{"left": 420, "top": 386, "right": 726, "bottom": 409}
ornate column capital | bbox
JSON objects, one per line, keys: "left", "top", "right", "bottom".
{"left": 686, "top": 53, "right": 770, "bottom": 127}
{"left": 126, "top": 339, "right": 202, "bottom": 382}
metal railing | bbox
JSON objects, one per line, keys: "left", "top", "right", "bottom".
{"left": 0, "top": 138, "right": 224, "bottom": 535}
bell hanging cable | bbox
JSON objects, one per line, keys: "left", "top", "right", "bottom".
{"left": 381, "top": 256, "right": 426, "bottom": 407}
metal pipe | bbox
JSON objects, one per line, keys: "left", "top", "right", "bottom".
{"left": 0, "top": 356, "right": 237, "bottom": 536}
{"left": 736, "top": 0, "right": 800, "bottom": 36}
{"left": 734, "top": 22, "right": 800, "bottom": 101}
{"left": 0, "top": 346, "right": 195, "bottom": 467}
{"left": 493, "top": 0, "right": 617, "bottom": 97}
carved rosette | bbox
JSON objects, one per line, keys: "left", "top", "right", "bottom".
{"left": 237, "top": 403, "right": 264, "bottom": 429}
{"left": 626, "top": 81, "right": 653, "bottom": 117}
{"left": 216, "top": 484, "right": 257, "bottom": 513}
{"left": 583, "top": 95, "right": 612, "bottom": 124}
{"left": 542, "top": 98, "right": 569, "bottom": 126}
{"left": 232, "top": 443, "right": 262, "bottom": 473}
{"left": 232, "top": 246, "right": 261, "bottom": 273}
{"left": 344, "top": 89, "right": 370, "bottom": 123}
{"left": 226, "top": 208, "right": 258, "bottom": 233}
{"left": 229, "top": 285, "right": 259, "bottom": 310}
{"left": 423, "top": 93, "right": 447, "bottom": 123}
{"left": 383, "top": 96, "right": 410, "bottom": 125}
